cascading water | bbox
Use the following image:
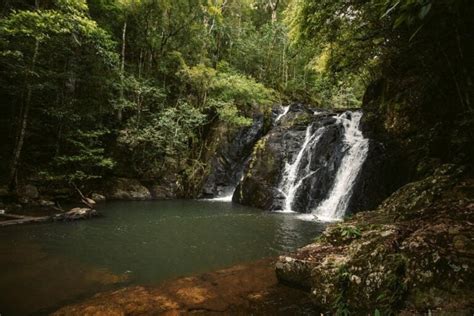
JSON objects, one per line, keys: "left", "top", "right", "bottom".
{"left": 209, "top": 156, "right": 251, "bottom": 202}
{"left": 312, "top": 111, "right": 369, "bottom": 221}
{"left": 279, "top": 124, "right": 323, "bottom": 212}
{"left": 275, "top": 105, "right": 290, "bottom": 122}
{"left": 210, "top": 191, "right": 234, "bottom": 202}
{"left": 274, "top": 110, "right": 368, "bottom": 220}
{"left": 215, "top": 105, "right": 369, "bottom": 220}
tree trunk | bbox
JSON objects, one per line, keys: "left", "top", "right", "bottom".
{"left": 268, "top": 0, "right": 279, "bottom": 24}
{"left": 9, "top": 39, "right": 39, "bottom": 192}
{"left": 117, "top": 20, "right": 127, "bottom": 122}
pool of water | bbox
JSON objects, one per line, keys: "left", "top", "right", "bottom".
{"left": 0, "top": 200, "right": 324, "bottom": 315}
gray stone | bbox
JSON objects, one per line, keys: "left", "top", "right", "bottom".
{"left": 91, "top": 193, "right": 106, "bottom": 202}
{"left": 107, "top": 178, "right": 152, "bottom": 200}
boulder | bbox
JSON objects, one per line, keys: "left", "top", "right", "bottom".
{"left": 149, "top": 185, "right": 174, "bottom": 199}
{"left": 106, "top": 178, "right": 152, "bottom": 200}
{"left": 91, "top": 193, "right": 106, "bottom": 202}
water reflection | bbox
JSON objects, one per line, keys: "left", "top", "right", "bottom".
{"left": 0, "top": 200, "right": 323, "bottom": 315}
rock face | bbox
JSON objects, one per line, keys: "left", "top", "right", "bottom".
{"left": 105, "top": 178, "right": 152, "bottom": 200}
{"left": 201, "top": 114, "right": 265, "bottom": 198}
{"left": 276, "top": 165, "right": 474, "bottom": 314}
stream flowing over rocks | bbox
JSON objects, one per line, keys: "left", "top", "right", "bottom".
{"left": 203, "top": 103, "right": 386, "bottom": 220}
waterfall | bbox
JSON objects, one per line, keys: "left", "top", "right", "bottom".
{"left": 312, "top": 111, "right": 369, "bottom": 221}
{"left": 209, "top": 157, "right": 250, "bottom": 202}
{"left": 275, "top": 105, "right": 290, "bottom": 122}
{"left": 210, "top": 192, "right": 234, "bottom": 202}
{"left": 279, "top": 124, "right": 323, "bottom": 212}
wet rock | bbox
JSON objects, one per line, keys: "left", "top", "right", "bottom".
{"left": 106, "top": 178, "right": 152, "bottom": 200}
{"left": 201, "top": 114, "right": 265, "bottom": 198}
{"left": 275, "top": 256, "right": 313, "bottom": 289}
{"left": 148, "top": 184, "right": 173, "bottom": 199}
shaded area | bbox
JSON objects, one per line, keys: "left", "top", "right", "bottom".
{"left": 53, "top": 258, "right": 316, "bottom": 315}
{"left": 0, "top": 241, "right": 130, "bottom": 316}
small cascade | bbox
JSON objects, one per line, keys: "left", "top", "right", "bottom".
{"left": 275, "top": 105, "right": 290, "bottom": 122}
{"left": 209, "top": 157, "right": 251, "bottom": 202}
{"left": 232, "top": 106, "right": 370, "bottom": 221}
{"left": 210, "top": 191, "right": 234, "bottom": 202}
{"left": 313, "top": 112, "right": 369, "bottom": 221}
{"left": 279, "top": 124, "right": 323, "bottom": 212}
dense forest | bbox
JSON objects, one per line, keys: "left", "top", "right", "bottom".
{"left": 1, "top": 0, "right": 313, "bottom": 196}
{"left": 0, "top": 0, "right": 473, "bottom": 314}
{"left": 3, "top": 0, "right": 470, "bottom": 198}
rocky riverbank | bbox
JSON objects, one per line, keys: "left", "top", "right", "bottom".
{"left": 276, "top": 164, "right": 474, "bottom": 314}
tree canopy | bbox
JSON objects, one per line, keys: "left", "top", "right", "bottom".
{"left": 1, "top": 0, "right": 471, "bottom": 194}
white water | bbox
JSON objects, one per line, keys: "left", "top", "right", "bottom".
{"left": 210, "top": 193, "right": 234, "bottom": 202}
{"left": 313, "top": 112, "right": 369, "bottom": 221}
{"left": 209, "top": 158, "right": 249, "bottom": 202}
{"left": 275, "top": 105, "right": 290, "bottom": 122}
{"left": 279, "top": 124, "right": 323, "bottom": 212}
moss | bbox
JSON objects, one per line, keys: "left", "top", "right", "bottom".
{"left": 373, "top": 254, "right": 408, "bottom": 314}
{"left": 278, "top": 165, "right": 474, "bottom": 314}
{"left": 283, "top": 112, "right": 313, "bottom": 128}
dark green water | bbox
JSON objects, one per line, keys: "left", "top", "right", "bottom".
{"left": 0, "top": 200, "right": 324, "bottom": 315}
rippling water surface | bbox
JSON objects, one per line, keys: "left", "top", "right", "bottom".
{"left": 0, "top": 200, "right": 324, "bottom": 315}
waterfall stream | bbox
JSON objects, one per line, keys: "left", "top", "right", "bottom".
{"left": 206, "top": 106, "right": 369, "bottom": 221}
{"left": 277, "top": 110, "right": 368, "bottom": 221}
{"left": 209, "top": 157, "right": 251, "bottom": 202}
{"left": 312, "top": 112, "right": 369, "bottom": 220}
{"left": 279, "top": 124, "right": 322, "bottom": 212}
{"left": 275, "top": 105, "right": 290, "bottom": 122}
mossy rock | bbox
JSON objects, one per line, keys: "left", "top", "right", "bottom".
{"left": 276, "top": 164, "right": 474, "bottom": 314}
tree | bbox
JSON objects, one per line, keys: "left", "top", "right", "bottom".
{"left": 0, "top": 0, "right": 118, "bottom": 190}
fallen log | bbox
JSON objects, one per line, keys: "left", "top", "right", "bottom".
{"left": 0, "top": 208, "right": 99, "bottom": 227}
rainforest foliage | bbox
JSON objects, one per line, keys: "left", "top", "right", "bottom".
{"left": 0, "top": 0, "right": 471, "bottom": 191}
